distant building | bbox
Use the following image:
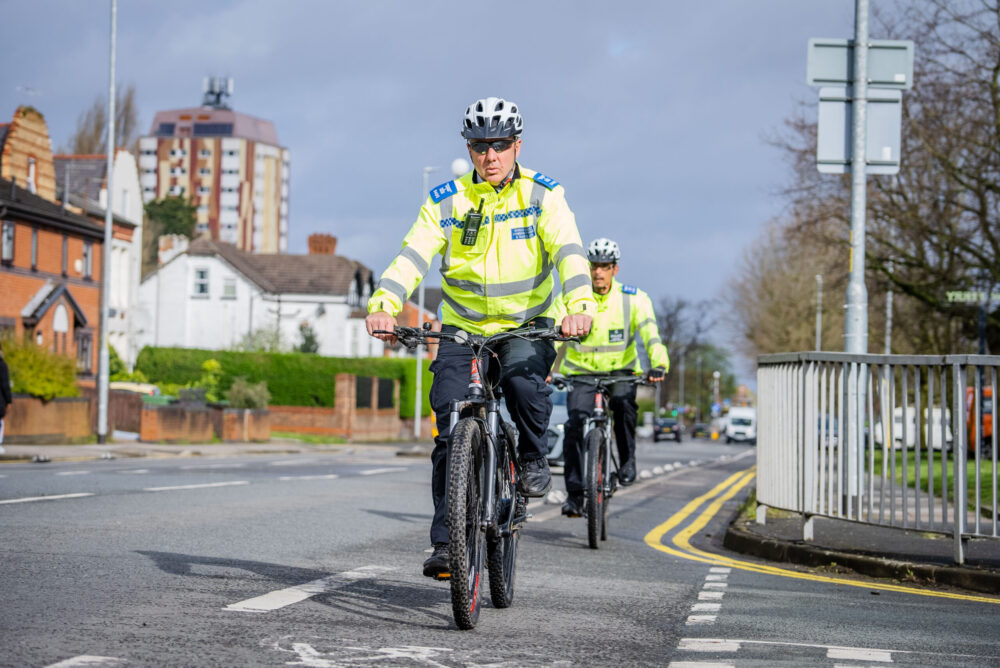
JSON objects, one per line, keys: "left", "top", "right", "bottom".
{"left": 138, "top": 77, "right": 289, "bottom": 253}
{"left": 136, "top": 234, "right": 384, "bottom": 358}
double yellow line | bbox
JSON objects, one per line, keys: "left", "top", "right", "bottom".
{"left": 644, "top": 465, "right": 1000, "bottom": 605}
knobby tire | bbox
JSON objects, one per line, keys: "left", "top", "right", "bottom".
{"left": 585, "top": 428, "right": 605, "bottom": 549}
{"left": 447, "top": 418, "right": 485, "bottom": 630}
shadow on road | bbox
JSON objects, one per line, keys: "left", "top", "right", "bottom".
{"left": 361, "top": 508, "right": 433, "bottom": 524}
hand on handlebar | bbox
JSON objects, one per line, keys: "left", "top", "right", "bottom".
{"left": 646, "top": 366, "right": 666, "bottom": 383}
{"left": 560, "top": 314, "right": 592, "bottom": 338}
{"left": 366, "top": 311, "right": 398, "bottom": 345}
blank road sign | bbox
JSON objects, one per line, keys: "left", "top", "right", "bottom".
{"left": 808, "top": 38, "right": 914, "bottom": 89}
{"left": 816, "top": 87, "right": 902, "bottom": 175}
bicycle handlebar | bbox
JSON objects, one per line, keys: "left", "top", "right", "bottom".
{"left": 373, "top": 325, "right": 580, "bottom": 350}
{"left": 550, "top": 372, "right": 651, "bottom": 391}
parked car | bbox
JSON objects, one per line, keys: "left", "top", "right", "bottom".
{"left": 872, "top": 406, "right": 953, "bottom": 450}
{"left": 501, "top": 386, "right": 569, "bottom": 467}
{"left": 654, "top": 417, "right": 682, "bottom": 442}
{"left": 691, "top": 422, "right": 709, "bottom": 439}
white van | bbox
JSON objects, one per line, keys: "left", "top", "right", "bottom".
{"left": 873, "top": 406, "right": 953, "bottom": 450}
{"left": 725, "top": 406, "right": 757, "bottom": 445}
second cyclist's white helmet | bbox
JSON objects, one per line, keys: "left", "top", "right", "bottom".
{"left": 587, "top": 238, "right": 621, "bottom": 263}
{"left": 462, "top": 97, "right": 523, "bottom": 139}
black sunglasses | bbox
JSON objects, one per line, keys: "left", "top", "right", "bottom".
{"left": 467, "top": 138, "right": 517, "bottom": 154}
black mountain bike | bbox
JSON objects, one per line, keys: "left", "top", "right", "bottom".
{"left": 553, "top": 373, "right": 649, "bottom": 549}
{"left": 377, "top": 323, "right": 576, "bottom": 630}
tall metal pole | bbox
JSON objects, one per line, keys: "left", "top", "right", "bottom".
{"left": 97, "top": 0, "right": 117, "bottom": 444}
{"left": 885, "top": 263, "right": 894, "bottom": 354}
{"left": 678, "top": 353, "right": 685, "bottom": 406}
{"left": 844, "top": 0, "right": 870, "bottom": 355}
{"left": 696, "top": 354, "right": 702, "bottom": 421}
{"left": 815, "top": 274, "right": 823, "bottom": 351}
{"left": 413, "top": 166, "right": 438, "bottom": 439}
{"left": 843, "top": 0, "right": 870, "bottom": 504}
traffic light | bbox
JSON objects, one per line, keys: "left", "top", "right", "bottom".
{"left": 671, "top": 408, "right": 678, "bottom": 417}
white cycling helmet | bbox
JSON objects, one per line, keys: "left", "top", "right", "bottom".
{"left": 462, "top": 97, "right": 523, "bottom": 139}
{"left": 587, "top": 238, "right": 621, "bottom": 263}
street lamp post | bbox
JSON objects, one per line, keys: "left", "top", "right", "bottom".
{"left": 97, "top": 0, "right": 117, "bottom": 444}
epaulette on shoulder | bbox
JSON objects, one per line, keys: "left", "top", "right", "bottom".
{"left": 429, "top": 180, "right": 458, "bottom": 203}
{"left": 531, "top": 172, "right": 560, "bottom": 190}
{"left": 621, "top": 284, "right": 638, "bottom": 295}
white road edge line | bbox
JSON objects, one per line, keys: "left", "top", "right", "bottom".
{"left": 144, "top": 481, "right": 249, "bottom": 492}
{"left": 827, "top": 648, "right": 893, "bottom": 662}
{"left": 678, "top": 639, "right": 741, "bottom": 653}
{"left": 44, "top": 655, "right": 126, "bottom": 667}
{"left": 0, "top": 492, "right": 95, "bottom": 505}
{"left": 225, "top": 565, "right": 394, "bottom": 612}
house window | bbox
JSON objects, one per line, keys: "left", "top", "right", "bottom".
{"left": 30, "top": 227, "right": 37, "bottom": 270}
{"left": 82, "top": 242, "right": 93, "bottom": 279}
{"left": 199, "top": 168, "right": 211, "bottom": 176}
{"left": 199, "top": 149, "right": 211, "bottom": 158}
{"left": 62, "top": 234, "right": 68, "bottom": 275}
{"left": 222, "top": 277, "right": 236, "bottom": 299}
{"left": 168, "top": 185, "right": 184, "bottom": 196}
{"left": 76, "top": 330, "right": 93, "bottom": 373}
{"left": 193, "top": 267, "right": 209, "bottom": 296}
{"left": 1, "top": 220, "right": 14, "bottom": 265}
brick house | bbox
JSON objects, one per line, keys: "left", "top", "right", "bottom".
{"left": 0, "top": 177, "right": 104, "bottom": 375}
{"left": 0, "top": 106, "right": 105, "bottom": 375}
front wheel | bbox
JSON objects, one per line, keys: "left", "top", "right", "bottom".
{"left": 447, "top": 418, "right": 486, "bottom": 630}
{"left": 585, "top": 428, "right": 606, "bottom": 549}
{"left": 487, "top": 439, "right": 521, "bottom": 608}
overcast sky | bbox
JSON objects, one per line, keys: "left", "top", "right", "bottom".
{"left": 6, "top": 0, "right": 858, "bottom": 373}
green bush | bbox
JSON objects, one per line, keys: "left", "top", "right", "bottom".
{"left": 3, "top": 338, "right": 79, "bottom": 400}
{"left": 227, "top": 377, "right": 270, "bottom": 409}
{"left": 135, "top": 347, "right": 432, "bottom": 418}
{"left": 109, "top": 345, "right": 148, "bottom": 383}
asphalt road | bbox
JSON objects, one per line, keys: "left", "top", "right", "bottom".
{"left": 1, "top": 438, "right": 999, "bottom": 667}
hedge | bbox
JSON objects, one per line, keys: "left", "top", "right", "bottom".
{"left": 134, "top": 347, "right": 432, "bottom": 419}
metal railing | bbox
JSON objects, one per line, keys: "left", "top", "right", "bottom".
{"left": 757, "top": 352, "right": 999, "bottom": 564}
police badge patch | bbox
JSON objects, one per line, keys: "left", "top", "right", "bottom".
{"left": 609, "top": 329, "right": 625, "bottom": 343}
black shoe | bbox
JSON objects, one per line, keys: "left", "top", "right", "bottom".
{"left": 561, "top": 494, "right": 583, "bottom": 517}
{"left": 619, "top": 460, "right": 636, "bottom": 486}
{"left": 422, "top": 543, "right": 450, "bottom": 579}
{"left": 520, "top": 457, "right": 552, "bottom": 498}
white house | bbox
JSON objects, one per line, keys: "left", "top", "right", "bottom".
{"left": 136, "top": 235, "right": 385, "bottom": 357}
{"left": 55, "top": 149, "right": 144, "bottom": 367}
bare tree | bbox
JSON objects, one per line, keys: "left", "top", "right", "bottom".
{"left": 738, "top": 0, "right": 999, "bottom": 355}
{"left": 63, "top": 83, "right": 140, "bottom": 155}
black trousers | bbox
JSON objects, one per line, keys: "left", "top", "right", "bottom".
{"left": 562, "top": 380, "right": 638, "bottom": 496}
{"left": 427, "top": 323, "right": 557, "bottom": 545}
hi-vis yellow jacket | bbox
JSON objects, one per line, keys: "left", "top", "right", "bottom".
{"left": 555, "top": 278, "right": 669, "bottom": 375}
{"left": 367, "top": 164, "right": 596, "bottom": 335}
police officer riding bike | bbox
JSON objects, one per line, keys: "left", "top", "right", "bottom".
{"left": 366, "top": 97, "right": 596, "bottom": 585}
{"left": 554, "top": 238, "right": 669, "bottom": 519}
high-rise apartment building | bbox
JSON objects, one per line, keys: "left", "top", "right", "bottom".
{"left": 138, "top": 78, "right": 289, "bottom": 253}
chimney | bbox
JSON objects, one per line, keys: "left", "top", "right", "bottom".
{"left": 308, "top": 233, "right": 337, "bottom": 255}
{"left": 158, "top": 234, "right": 190, "bottom": 265}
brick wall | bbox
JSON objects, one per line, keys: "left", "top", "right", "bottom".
{"left": 140, "top": 404, "right": 214, "bottom": 443}
{"left": 3, "top": 395, "right": 92, "bottom": 443}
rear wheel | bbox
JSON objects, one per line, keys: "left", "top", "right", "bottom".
{"left": 585, "top": 428, "right": 606, "bottom": 549}
{"left": 447, "top": 418, "right": 486, "bottom": 630}
{"left": 487, "top": 445, "right": 520, "bottom": 608}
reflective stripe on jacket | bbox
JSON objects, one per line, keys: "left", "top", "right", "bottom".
{"left": 557, "top": 278, "right": 669, "bottom": 374}
{"left": 367, "top": 164, "right": 596, "bottom": 335}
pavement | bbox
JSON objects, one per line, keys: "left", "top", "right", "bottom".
{"left": 3, "top": 438, "right": 999, "bottom": 596}
{"left": 725, "top": 507, "right": 1000, "bottom": 595}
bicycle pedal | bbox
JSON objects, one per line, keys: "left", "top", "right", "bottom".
{"left": 433, "top": 572, "right": 451, "bottom": 581}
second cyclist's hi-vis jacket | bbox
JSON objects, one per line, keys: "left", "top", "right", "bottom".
{"left": 556, "top": 278, "right": 669, "bottom": 375}
{"left": 367, "top": 164, "right": 596, "bottom": 335}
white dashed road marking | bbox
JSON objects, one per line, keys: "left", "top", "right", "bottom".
{"left": 678, "top": 639, "right": 741, "bottom": 653}
{"left": 56, "top": 470, "right": 91, "bottom": 476}
{"left": 668, "top": 663, "right": 734, "bottom": 668}
{"left": 225, "top": 565, "right": 394, "bottom": 612}
{"left": 44, "top": 655, "right": 125, "bottom": 667}
{"left": 0, "top": 492, "right": 95, "bottom": 505}
{"left": 827, "top": 647, "right": 893, "bottom": 662}
{"left": 117, "top": 468, "right": 149, "bottom": 474}
{"left": 359, "top": 467, "right": 406, "bottom": 476}
{"left": 279, "top": 474, "right": 339, "bottom": 481}
{"left": 180, "top": 463, "right": 246, "bottom": 469}
{"left": 144, "top": 481, "right": 249, "bottom": 492}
